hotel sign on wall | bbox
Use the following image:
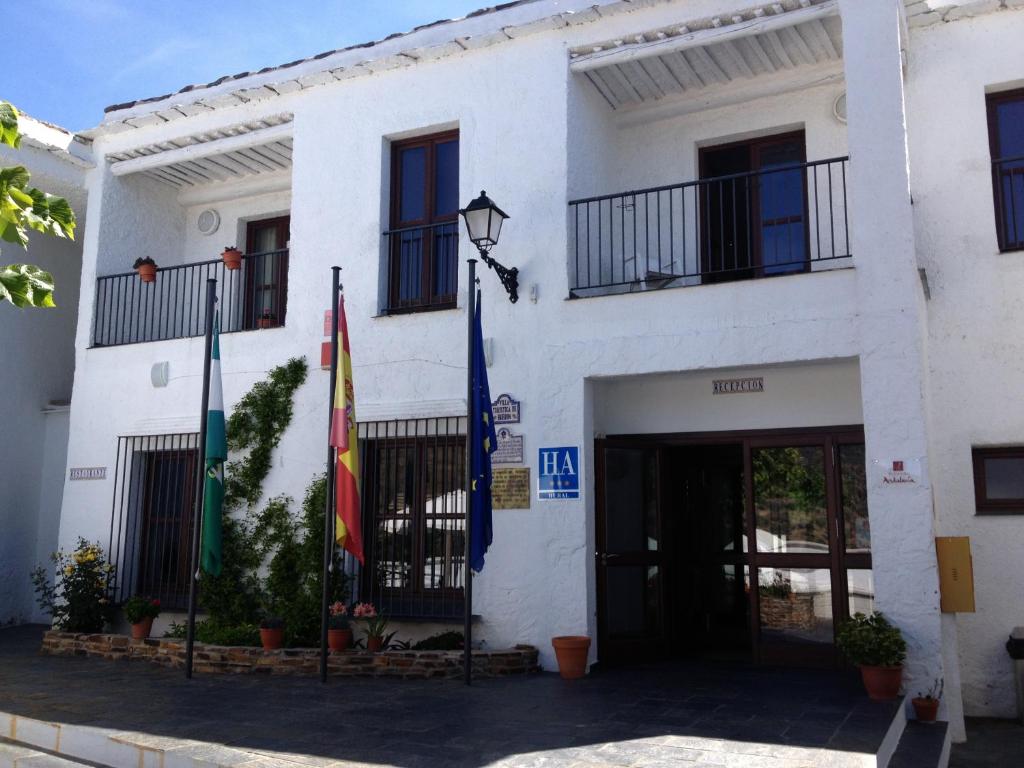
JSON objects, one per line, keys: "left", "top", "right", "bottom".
{"left": 712, "top": 377, "right": 764, "bottom": 395}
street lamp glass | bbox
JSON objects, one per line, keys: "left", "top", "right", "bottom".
{"left": 460, "top": 190, "right": 508, "bottom": 249}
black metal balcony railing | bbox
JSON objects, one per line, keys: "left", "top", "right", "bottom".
{"left": 92, "top": 249, "right": 288, "bottom": 347}
{"left": 568, "top": 157, "right": 851, "bottom": 296}
{"left": 382, "top": 221, "right": 459, "bottom": 313}
{"left": 992, "top": 155, "right": 1024, "bottom": 252}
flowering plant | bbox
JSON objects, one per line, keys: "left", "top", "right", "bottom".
{"left": 123, "top": 596, "right": 161, "bottom": 625}
{"left": 328, "top": 601, "right": 350, "bottom": 630}
{"left": 352, "top": 602, "right": 389, "bottom": 638}
{"left": 31, "top": 539, "right": 116, "bottom": 632}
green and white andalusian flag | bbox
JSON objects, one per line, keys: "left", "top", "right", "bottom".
{"left": 201, "top": 312, "right": 226, "bottom": 577}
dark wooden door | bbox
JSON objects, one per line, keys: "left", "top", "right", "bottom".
{"left": 595, "top": 441, "right": 667, "bottom": 664}
{"left": 244, "top": 216, "right": 290, "bottom": 329}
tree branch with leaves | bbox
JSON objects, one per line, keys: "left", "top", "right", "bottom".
{"left": 0, "top": 101, "right": 77, "bottom": 307}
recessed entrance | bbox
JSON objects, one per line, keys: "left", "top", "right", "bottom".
{"left": 595, "top": 426, "right": 871, "bottom": 667}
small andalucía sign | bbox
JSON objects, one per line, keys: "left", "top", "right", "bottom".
{"left": 69, "top": 467, "right": 106, "bottom": 481}
{"left": 491, "top": 393, "right": 521, "bottom": 424}
{"left": 712, "top": 377, "right": 764, "bottom": 395}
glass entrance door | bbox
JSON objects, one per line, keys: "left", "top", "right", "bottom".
{"left": 595, "top": 442, "right": 666, "bottom": 663}
{"left": 749, "top": 432, "right": 871, "bottom": 665}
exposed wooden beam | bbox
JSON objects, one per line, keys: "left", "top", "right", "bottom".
{"left": 720, "top": 40, "right": 755, "bottom": 79}
{"left": 743, "top": 35, "right": 776, "bottom": 74}
{"left": 615, "top": 59, "right": 844, "bottom": 127}
{"left": 570, "top": 0, "right": 838, "bottom": 73}
{"left": 689, "top": 46, "right": 729, "bottom": 85}
{"left": 664, "top": 51, "right": 707, "bottom": 90}
{"left": 764, "top": 29, "right": 796, "bottom": 68}
{"left": 585, "top": 71, "right": 619, "bottom": 108}
{"left": 109, "top": 122, "right": 292, "bottom": 176}
{"left": 810, "top": 19, "right": 840, "bottom": 60}
{"left": 782, "top": 25, "right": 817, "bottom": 66}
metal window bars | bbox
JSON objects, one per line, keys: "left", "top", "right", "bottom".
{"left": 381, "top": 222, "right": 459, "bottom": 313}
{"left": 355, "top": 417, "right": 468, "bottom": 621}
{"left": 568, "top": 157, "right": 851, "bottom": 297}
{"left": 91, "top": 249, "right": 288, "bottom": 347}
{"left": 992, "top": 154, "right": 1024, "bottom": 252}
{"left": 107, "top": 433, "right": 200, "bottom": 610}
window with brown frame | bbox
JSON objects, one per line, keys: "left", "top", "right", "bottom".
{"left": 357, "top": 417, "right": 467, "bottom": 619}
{"left": 972, "top": 447, "right": 1024, "bottom": 514}
{"left": 244, "top": 215, "right": 290, "bottom": 330}
{"left": 385, "top": 131, "right": 459, "bottom": 312}
{"left": 986, "top": 89, "right": 1024, "bottom": 252}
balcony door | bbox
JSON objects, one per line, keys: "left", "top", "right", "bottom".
{"left": 699, "top": 131, "right": 809, "bottom": 283}
{"left": 244, "top": 215, "right": 289, "bottom": 330}
{"left": 387, "top": 131, "right": 459, "bottom": 312}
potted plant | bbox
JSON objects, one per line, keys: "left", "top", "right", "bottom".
{"left": 259, "top": 617, "right": 284, "bottom": 650}
{"left": 123, "top": 596, "right": 161, "bottom": 640}
{"left": 353, "top": 602, "right": 388, "bottom": 651}
{"left": 257, "top": 310, "right": 277, "bottom": 329}
{"left": 912, "top": 679, "right": 943, "bottom": 722}
{"left": 328, "top": 601, "right": 352, "bottom": 652}
{"left": 133, "top": 257, "right": 157, "bottom": 283}
{"left": 836, "top": 612, "right": 907, "bottom": 700}
{"left": 221, "top": 245, "right": 242, "bottom": 270}
{"left": 551, "top": 636, "right": 591, "bottom": 679}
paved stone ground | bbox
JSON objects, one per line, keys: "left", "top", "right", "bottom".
{"left": 949, "top": 717, "right": 1024, "bottom": 767}
{"left": 1, "top": 625, "right": 900, "bottom": 768}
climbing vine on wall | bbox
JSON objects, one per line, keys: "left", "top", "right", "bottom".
{"left": 184, "top": 356, "right": 349, "bottom": 645}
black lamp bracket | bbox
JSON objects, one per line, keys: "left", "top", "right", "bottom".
{"left": 480, "top": 251, "right": 519, "bottom": 304}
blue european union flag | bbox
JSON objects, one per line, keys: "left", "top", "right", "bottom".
{"left": 470, "top": 290, "right": 496, "bottom": 573}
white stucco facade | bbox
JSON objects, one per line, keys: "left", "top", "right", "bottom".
{"left": 0, "top": 116, "right": 89, "bottom": 625}
{"left": 43, "top": 0, "right": 1024, "bottom": 740}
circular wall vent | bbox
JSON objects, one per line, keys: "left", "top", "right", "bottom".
{"left": 833, "top": 92, "right": 847, "bottom": 124}
{"left": 197, "top": 209, "right": 220, "bottom": 235}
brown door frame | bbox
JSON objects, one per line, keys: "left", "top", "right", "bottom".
{"left": 594, "top": 424, "right": 866, "bottom": 668}
{"left": 389, "top": 130, "right": 460, "bottom": 310}
{"left": 698, "top": 130, "right": 811, "bottom": 280}
{"left": 244, "top": 215, "right": 290, "bottom": 329}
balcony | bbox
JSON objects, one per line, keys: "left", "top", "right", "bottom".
{"left": 568, "top": 157, "right": 850, "bottom": 297}
{"left": 381, "top": 221, "right": 459, "bottom": 314}
{"left": 91, "top": 249, "right": 288, "bottom": 347}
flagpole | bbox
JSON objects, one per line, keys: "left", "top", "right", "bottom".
{"left": 185, "top": 278, "right": 217, "bottom": 680}
{"left": 320, "top": 266, "right": 341, "bottom": 683}
{"left": 464, "top": 258, "right": 477, "bottom": 686}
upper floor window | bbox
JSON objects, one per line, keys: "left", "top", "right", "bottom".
{"left": 987, "top": 89, "right": 1024, "bottom": 252}
{"left": 973, "top": 446, "right": 1024, "bottom": 515}
{"left": 386, "top": 131, "right": 459, "bottom": 312}
{"left": 244, "top": 215, "right": 289, "bottom": 330}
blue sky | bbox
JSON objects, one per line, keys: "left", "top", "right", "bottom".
{"left": 5, "top": 1, "right": 488, "bottom": 132}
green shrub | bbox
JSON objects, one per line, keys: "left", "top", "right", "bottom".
{"left": 31, "top": 539, "right": 115, "bottom": 632}
{"left": 836, "top": 612, "right": 907, "bottom": 667}
{"left": 165, "top": 620, "right": 260, "bottom": 647}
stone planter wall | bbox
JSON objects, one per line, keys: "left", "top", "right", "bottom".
{"left": 40, "top": 631, "right": 539, "bottom": 679}
{"left": 758, "top": 593, "right": 817, "bottom": 631}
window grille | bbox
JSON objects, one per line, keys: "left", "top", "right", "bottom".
{"left": 107, "top": 433, "right": 199, "bottom": 609}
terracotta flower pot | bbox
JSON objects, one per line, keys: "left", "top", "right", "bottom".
{"left": 222, "top": 248, "right": 242, "bottom": 270}
{"left": 136, "top": 263, "right": 157, "bottom": 283}
{"left": 366, "top": 635, "right": 384, "bottom": 652}
{"left": 130, "top": 617, "right": 153, "bottom": 640}
{"left": 257, "top": 316, "right": 277, "bottom": 329}
{"left": 912, "top": 697, "right": 940, "bottom": 722}
{"left": 260, "top": 628, "right": 284, "bottom": 650}
{"left": 328, "top": 628, "right": 352, "bottom": 652}
{"left": 551, "top": 636, "right": 591, "bottom": 679}
{"left": 859, "top": 665, "right": 903, "bottom": 700}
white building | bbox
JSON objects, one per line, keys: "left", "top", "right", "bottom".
{"left": 0, "top": 116, "right": 90, "bottom": 625}
{"left": 49, "top": 0, "right": 1024, "bottom": 742}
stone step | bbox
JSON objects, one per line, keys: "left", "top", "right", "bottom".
{"left": 0, "top": 739, "right": 102, "bottom": 768}
{"left": 888, "top": 721, "right": 951, "bottom": 768}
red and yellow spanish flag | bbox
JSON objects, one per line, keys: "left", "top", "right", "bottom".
{"left": 329, "top": 295, "right": 364, "bottom": 563}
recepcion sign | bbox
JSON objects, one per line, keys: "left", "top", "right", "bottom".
{"left": 538, "top": 446, "right": 580, "bottom": 500}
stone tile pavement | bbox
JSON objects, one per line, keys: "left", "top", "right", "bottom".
{"left": 1, "top": 626, "right": 902, "bottom": 768}
{"left": 948, "top": 717, "right": 1024, "bottom": 767}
